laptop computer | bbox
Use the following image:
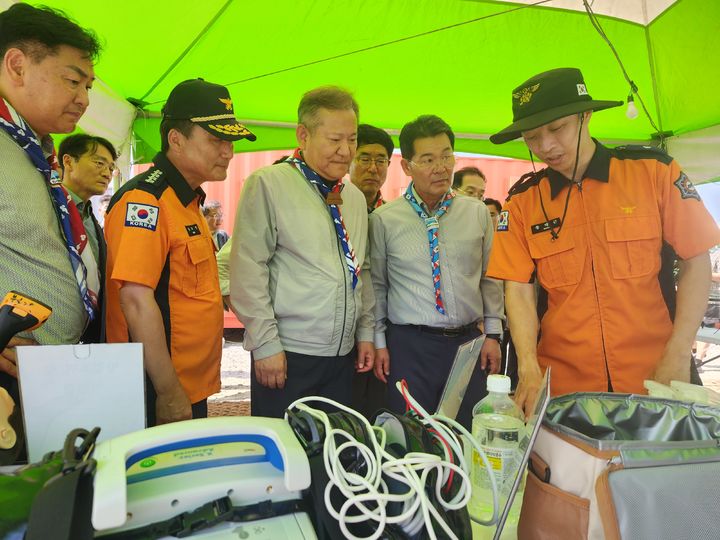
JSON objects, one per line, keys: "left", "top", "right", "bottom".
{"left": 435, "top": 336, "right": 485, "bottom": 420}
{"left": 492, "top": 368, "right": 551, "bottom": 540}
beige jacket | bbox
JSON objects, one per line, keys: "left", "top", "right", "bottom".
{"left": 229, "top": 162, "right": 374, "bottom": 359}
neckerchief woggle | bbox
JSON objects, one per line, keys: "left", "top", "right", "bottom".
{"left": 0, "top": 99, "right": 98, "bottom": 321}
{"left": 404, "top": 183, "right": 455, "bottom": 315}
{"left": 286, "top": 149, "right": 360, "bottom": 289}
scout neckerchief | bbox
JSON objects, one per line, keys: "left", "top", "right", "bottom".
{"left": 404, "top": 182, "right": 455, "bottom": 315}
{"left": 66, "top": 189, "right": 102, "bottom": 301}
{"left": 0, "top": 98, "right": 98, "bottom": 321}
{"left": 286, "top": 148, "right": 360, "bottom": 289}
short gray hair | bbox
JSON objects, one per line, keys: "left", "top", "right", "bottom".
{"left": 297, "top": 86, "right": 359, "bottom": 131}
{"left": 201, "top": 200, "right": 222, "bottom": 216}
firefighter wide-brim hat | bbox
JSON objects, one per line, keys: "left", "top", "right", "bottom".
{"left": 490, "top": 67, "right": 622, "bottom": 144}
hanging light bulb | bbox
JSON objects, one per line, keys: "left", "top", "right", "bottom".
{"left": 626, "top": 93, "right": 638, "bottom": 120}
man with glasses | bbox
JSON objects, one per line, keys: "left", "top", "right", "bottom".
{"left": 350, "top": 124, "right": 393, "bottom": 213}
{"left": 231, "top": 86, "right": 375, "bottom": 418}
{"left": 369, "top": 115, "right": 503, "bottom": 428}
{"left": 349, "top": 124, "right": 393, "bottom": 418}
{"left": 202, "top": 200, "right": 229, "bottom": 250}
{"left": 58, "top": 133, "right": 118, "bottom": 342}
{"left": 453, "top": 166, "right": 486, "bottom": 199}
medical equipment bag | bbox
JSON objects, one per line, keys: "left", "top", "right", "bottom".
{"left": 518, "top": 393, "right": 720, "bottom": 540}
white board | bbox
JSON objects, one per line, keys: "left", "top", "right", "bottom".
{"left": 17, "top": 343, "right": 145, "bottom": 461}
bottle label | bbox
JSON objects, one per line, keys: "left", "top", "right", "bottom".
{"left": 473, "top": 445, "right": 518, "bottom": 490}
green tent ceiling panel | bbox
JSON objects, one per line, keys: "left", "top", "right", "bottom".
{"left": 23, "top": 0, "right": 720, "bottom": 158}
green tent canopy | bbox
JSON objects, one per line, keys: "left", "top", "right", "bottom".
{"left": 6, "top": 0, "right": 720, "bottom": 181}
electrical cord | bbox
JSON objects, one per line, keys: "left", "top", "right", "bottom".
{"left": 397, "top": 381, "right": 500, "bottom": 527}
{"left": 285, "top": 384, "right": 501, "bottom": 540}
{"left": 582, "top": 0, "right": 666, "bottom": 148}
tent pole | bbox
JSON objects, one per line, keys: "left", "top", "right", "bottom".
{"left": 138, "top": 0, "right": 234, "bottom": 102}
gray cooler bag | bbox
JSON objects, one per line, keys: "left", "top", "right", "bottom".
{"left": 518, "top": 393, "right": 720, "bottom": 540}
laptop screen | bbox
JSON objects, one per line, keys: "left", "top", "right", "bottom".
{"left": 436, "top": 336, "right": 484, "bottom": 420}
{"left": 492, "top": 368, "right": 551, "bottom": 540}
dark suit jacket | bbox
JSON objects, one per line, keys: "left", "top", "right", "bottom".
{"left": 214, "top": 230, "right": 229, "bottom": 251}
{"left": 80, "top": 211, "right": 106, "bottom": 343}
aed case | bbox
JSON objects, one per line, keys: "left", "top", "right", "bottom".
{"left": 520, "top": 393, "right": 720, "bottom": 540}
{"left": 92, "top": 417, "right": 317, "bottom": 539}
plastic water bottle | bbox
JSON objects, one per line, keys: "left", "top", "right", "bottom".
{"left": 469, "top": 374, "right": 525, "bottom": 526}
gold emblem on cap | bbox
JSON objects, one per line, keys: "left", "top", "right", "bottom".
{"left": 513, "top": 83, "right": 541, "bottom": 105}
{"left": 208, "top": 123, "right": 252, "bottom": 136}
{"left": 219, "top": 98, "right": 233, "bottom": 111}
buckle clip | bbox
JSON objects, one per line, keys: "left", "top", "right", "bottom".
{"left": 175, "top": 497, "right": 234, "bottom": 538}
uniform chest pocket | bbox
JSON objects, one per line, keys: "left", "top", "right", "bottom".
{"left": 528, "top": 233, "right": 580, "bottom": 289}
{"left": 182, "top": 237, "right": 216, "bottom": 297}
{"left": 445, "top": 237, "right": 483, "bottom": 276}
{"left": 605, "top": 216, "right": 661, "bottom": 279}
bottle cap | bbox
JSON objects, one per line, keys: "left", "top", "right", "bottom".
{"left": 487, "top": 374, "right": 511, "bottom": 394}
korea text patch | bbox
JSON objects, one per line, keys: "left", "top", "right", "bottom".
{"left": 125, "top": 202, "right": 159, "bottom": 231}
{"left": 497, "top": 210, "right": 509, "bottom": 232}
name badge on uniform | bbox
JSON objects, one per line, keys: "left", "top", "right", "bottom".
{"left": 185, "top": 224, "right": 201, "bottom": 237}
{"left": 531, "top": 218, "right": 561, "bottom": 235}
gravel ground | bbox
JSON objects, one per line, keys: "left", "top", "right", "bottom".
{"left": 697, "top": 342, "right": 720, "bottom": 395}
{"left": 206, "top": 338, "right": 720, "bottom": 417}
{"left": 207, "top": 336, "right": 251, "bottom": 416}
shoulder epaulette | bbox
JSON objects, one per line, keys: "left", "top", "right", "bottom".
{"left": 506, "top": 168, "right": 547, "bottom": 202}
{"left": 106, "top": 166, "right": 169, "bottom": 214}
{"left": 611, "top": 144, "right": 673, "bottom": 165}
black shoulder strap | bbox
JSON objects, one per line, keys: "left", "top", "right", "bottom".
{"left": 612, "top": 144, "right": 673, "bottom": 165}
{"left": 101, "top": 496, "right": 308, "bottom": 539}
{"left": 506, "top": 169, "right": 546, "bottom": 201}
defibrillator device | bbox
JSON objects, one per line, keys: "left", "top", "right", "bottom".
{"left": 91, "top": 417, "right": 317, "bottom": 539}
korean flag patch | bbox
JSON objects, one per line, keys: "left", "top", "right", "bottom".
{"left": 497, "top": 210, "right": 509, "bottom": 232}
{"left": 125, "top": 202, "right": 159, "bottom": 231}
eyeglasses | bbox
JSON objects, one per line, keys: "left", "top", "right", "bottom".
{"left": 90, "top": 158, "right": 119, "bottom": 177}
{"left": 458, "top": 186, "right": 481, "bottom": 197}
{"left": 356, "top": 156, "right": 389, "bottom": 168}
{"left": 409, "top": 154, "right": 455, "bottom": 170}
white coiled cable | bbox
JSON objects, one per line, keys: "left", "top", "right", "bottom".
{"left": 285, "top": 383, "right": 500, "bottom": 540}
